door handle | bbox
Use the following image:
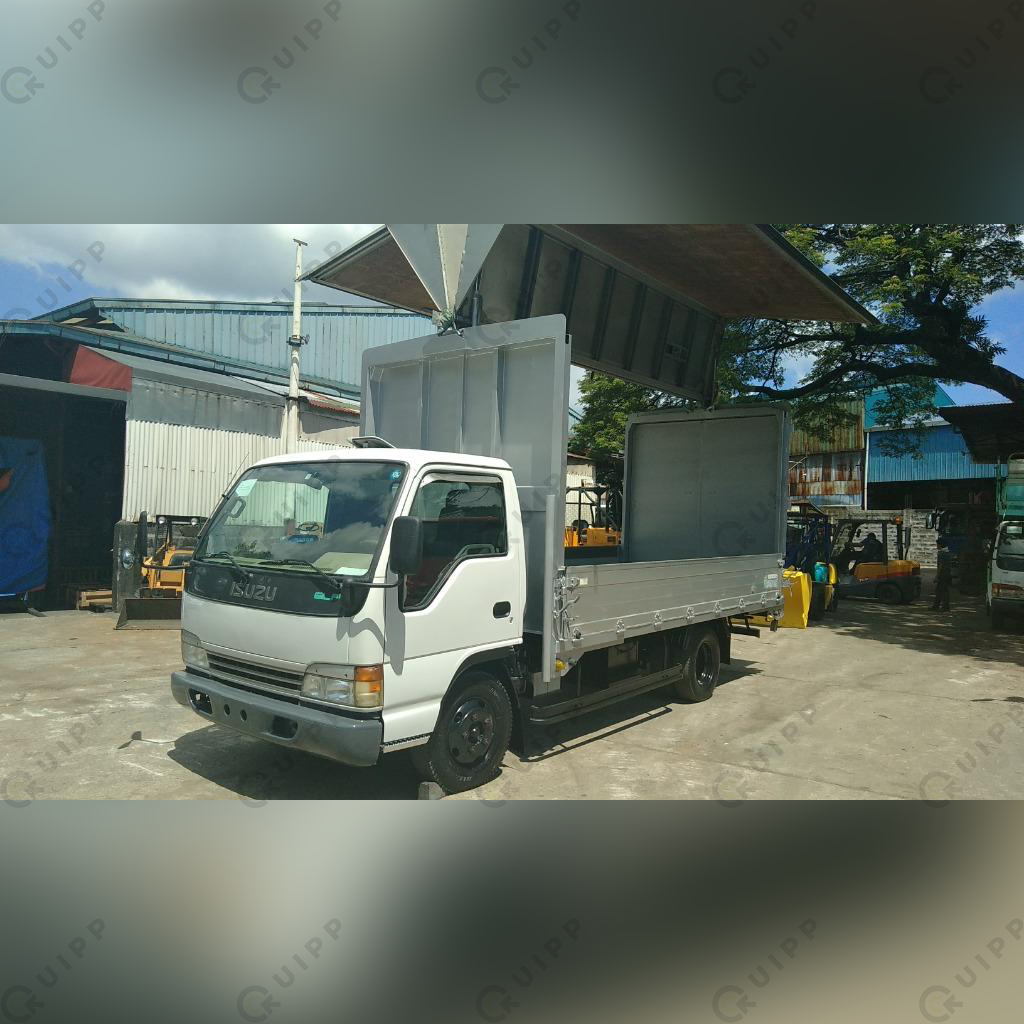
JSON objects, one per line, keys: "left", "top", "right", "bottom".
{"left": 493, "top": 601, "right": 511, "bottom": 618}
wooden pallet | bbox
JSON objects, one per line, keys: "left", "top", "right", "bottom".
{"left": 76, "top": 589, "right": 113, "bottom": 611}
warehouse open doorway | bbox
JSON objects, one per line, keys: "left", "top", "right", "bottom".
{"left": 0, "top": 381, "right": 126, "bottom": 610}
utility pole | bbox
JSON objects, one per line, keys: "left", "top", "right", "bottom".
{"left": 286, "top": 238, "right": 308, "bottom": 452}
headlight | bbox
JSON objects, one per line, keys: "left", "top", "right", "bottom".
{"left": 181, "top": 630, "right": 208, "bottom": 671}
{"left": 302, "top": 664, "right": 383, "bottom": 709}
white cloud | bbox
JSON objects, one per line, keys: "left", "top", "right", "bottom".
{"left": 0, "top": 224, "right": 380, "bottom": 306}
{"left": 781, "top": 350, "right": 815, "bottom": 386}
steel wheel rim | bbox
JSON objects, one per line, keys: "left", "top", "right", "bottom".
{"left": 695, "top": 642, "right": 715, "bottom": 689}
{"left": 447, "top": 696, "right": 496, "bottom": 768}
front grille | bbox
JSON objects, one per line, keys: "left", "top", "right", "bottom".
{"left": 205, "top": 652, "right": 304, "bottom": 692}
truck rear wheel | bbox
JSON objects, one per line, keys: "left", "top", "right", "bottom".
{"left": 671, "top": 626, "right": 721, "bottom": 703}
{"left": 411, "top": 671, "right": 513, "bottom": 794}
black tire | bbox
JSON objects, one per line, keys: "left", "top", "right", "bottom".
{"left": 411, "top": 671, "right": 513, "bottom": 794}
{"left": 809, "top": 585, "right": 827, "bottom": 621}
{"left": 991, "top": 605, "right": 1006, "bottom": 631}
{"left": 876, "top": 582, "right": 902, "bottom": 605}
{"left": 671, "top": 626, "right": 721, "bottom": 703}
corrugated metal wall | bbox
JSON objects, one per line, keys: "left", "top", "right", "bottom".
{"left": 123, "top": 419, "right": 349, "bottom": 520}
{"left": 868, "top": 425, "right": 998, "bottom": 482}
{"left": 99, "top": 303, "right": 432, "bottom": 392}
{"left": 790, "top": 451, "right": 863, "bottom": 506}
{"left": 788, "top": 401, "right": 864, "bottom": 456}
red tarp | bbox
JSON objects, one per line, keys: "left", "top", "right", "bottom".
{"left": 69, "top": 345, "right": 132, "bottom": 391}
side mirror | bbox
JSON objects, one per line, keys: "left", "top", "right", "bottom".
{"left": 390, "top": 516, "right": 423, "bottom": 576}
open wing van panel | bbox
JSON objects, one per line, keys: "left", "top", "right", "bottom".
{"left": 361, "top": 316, "right": 571, "bottom": 681}
{"left": 557, "top": 407, "right": 790, "bottom": 658}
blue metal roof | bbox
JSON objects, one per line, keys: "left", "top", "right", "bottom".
{"left": 868, "top": 424, "right": 998, "bottom": 482}
{"left": 864, "top": 384, "right": 955, "bottom": 428}
{"left": 36, "top": 298, "right": 433, "bottom": 398}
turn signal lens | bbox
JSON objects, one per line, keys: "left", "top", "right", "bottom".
{"left": 353, "top": 665, "right": 384, "bottom": 709}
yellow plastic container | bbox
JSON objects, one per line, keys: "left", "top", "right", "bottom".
{"left": 748, "top": 568, "right": 811, "bottom": 629}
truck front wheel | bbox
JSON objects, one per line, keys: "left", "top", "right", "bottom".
{"left": 671, "top": 626, "right": 721, "bottom": 703}
{"left": 411, "top": 671, "right": 513, "bottom": 794}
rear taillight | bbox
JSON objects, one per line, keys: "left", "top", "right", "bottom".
{"left": 993, "top": 583, "right": 1023, "bottom": 596}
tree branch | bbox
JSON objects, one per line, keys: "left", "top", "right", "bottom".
{"left": 740, "top": 361, "right": 944, "bottom": 400}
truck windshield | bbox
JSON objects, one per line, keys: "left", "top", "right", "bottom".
{"left": 998, "top": 524, "right": 1024, "bottom": 554}
{"left": 195, "top": 461, "right": 406, "bottom": 578}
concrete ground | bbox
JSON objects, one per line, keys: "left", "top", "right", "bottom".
{"left": 2, "top": 572, "right": 1023, "bottom": 801}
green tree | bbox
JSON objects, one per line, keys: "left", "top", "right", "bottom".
{"left": 569, "top": 373, "right": 685, "bottom": 485}
{"left": 571, "top": 224, "right": 1024, "bottom": 458}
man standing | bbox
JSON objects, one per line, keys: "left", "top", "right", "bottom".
{"left": 932, "top": 538, "right": 952, "bottom": 612}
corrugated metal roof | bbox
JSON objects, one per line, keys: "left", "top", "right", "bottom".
{"left": 97, "top": 348, "right": 284, "bottom": 402}
{"left": 2, "top": 321, "right": 359, "bottom": 418}
{"left": 864, "top": 384, "right": 955, "bottom": 428}
{"left": 868, "top": 424, "right": 998, "bottom": 482}
{"left": 36, "top": 298, "right": 433, "bottom": 395}
{"left": 939, "top": 403, "right": 1024, "bottom": 463}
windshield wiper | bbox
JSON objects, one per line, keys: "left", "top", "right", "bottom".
{"left": 199, "top": 550, "right": 254, "bottom": 582}
{"left": 258, "top": 558, "right": 347, "bottom": 594}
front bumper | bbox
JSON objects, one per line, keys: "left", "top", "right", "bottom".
{"left": 171, "top": 670, "right": 382, "bottom": 767}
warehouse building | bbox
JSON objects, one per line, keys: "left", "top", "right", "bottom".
{"left": 0, "top": 299, "right": 431, "bottom": 608}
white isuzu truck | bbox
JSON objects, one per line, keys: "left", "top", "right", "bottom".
{"left": 171, "top": 316, "right": 790, "bottom": 791}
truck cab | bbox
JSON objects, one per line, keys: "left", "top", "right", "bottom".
{"left": 172, "top": 447, "right": 528, "bottom": 790}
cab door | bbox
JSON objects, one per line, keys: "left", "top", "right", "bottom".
{"left": 381, "top": 468, "right": 521, "bottom": 743}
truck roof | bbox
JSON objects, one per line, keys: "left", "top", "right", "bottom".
{"left": 250, "top": 447, "right": 513, "bottom": 473}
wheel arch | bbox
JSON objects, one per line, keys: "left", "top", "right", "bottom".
{"left": 451, "top": 646, "right": 525, "bottom": 749}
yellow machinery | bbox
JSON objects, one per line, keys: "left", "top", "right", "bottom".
{"left": 564, "top": 486, "right": 622, "bottom": 550}
{"left": 745, "top": 501, "right": 839, "bottom": 629}
{"left": 141, "top": 536, "right": 193, "bottom": 595}
{"left": 747, "top": 568, "right": 820, "bottom": 630}
{"left": 833, "top": 515, "right": 922, "bottom": 604}
{"left": 116, "top": 514, "right": 202, "bottom": 628}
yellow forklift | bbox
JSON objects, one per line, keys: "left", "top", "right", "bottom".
{"left": 115, "top": 513, "right": 203, "bottom": 628}
{"left": 784, "top": 500, "right": 839, "bottom": 625}
{"left": 564, "top": 485, "right": 622, "bottom": 551}
{"left": 832, "top": 515, "right": 921, "bottom": 604}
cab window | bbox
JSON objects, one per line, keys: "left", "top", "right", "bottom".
{"left": 402, "top": 475, "right": 507, "bottom": 609}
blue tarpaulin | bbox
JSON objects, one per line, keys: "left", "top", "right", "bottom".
{"left": 0, "top": 437, "right": 51, "bottom": 597}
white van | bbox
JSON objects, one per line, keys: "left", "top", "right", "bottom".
{"left": 988, "top": 520, "right": 1024, "bottom": 629}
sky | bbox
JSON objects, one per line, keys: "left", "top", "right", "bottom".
{"left": 1, "top": 224, "right": 1021, "bottom": 407}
